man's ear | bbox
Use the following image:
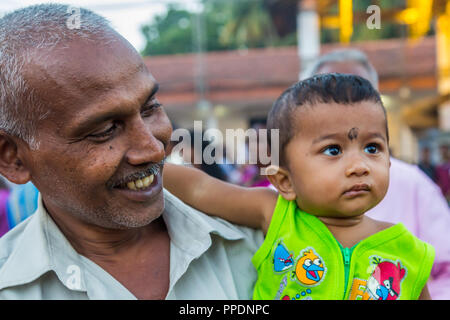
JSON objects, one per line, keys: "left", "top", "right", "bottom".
{"left": 266, "top": 166, "right": 296, "bottom": 201}
{"left": 0, "top": 132, "right": 31, "bottom": 184}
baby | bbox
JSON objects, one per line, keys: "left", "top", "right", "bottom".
{"left": 163, "top": 73, "right": 434, "bottom": 300}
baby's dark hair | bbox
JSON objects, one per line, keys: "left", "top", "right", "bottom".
{"left": 267, "top": 73, "right": 388, "bottom": 165}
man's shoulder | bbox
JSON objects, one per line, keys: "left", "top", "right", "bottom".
{"left": 0, "top": 214, "right": 34, "bottom": 265}
{"left": 163, "top": 189, "right": 264, "bottom": 246}
{"left": 0, "top": 214, "right": 40, "bottom": 294}
{"left": 163, "top": 190, "right": 263, "bottom": 299}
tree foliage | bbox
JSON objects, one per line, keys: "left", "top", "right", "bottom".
{"left": 140, "top": 0, "right": 422, "bottom": 56}
{"left": 140, "top": 0, "right": 294, "bottom": 56}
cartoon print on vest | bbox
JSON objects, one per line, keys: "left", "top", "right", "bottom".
{"left": 366, "top": 256, "right": 407, "bottom": 300}
{"left": 273, "top": 241, "right": 295, "bottom": 273}
{"left": 293, "top": 247, "right": 326, "bottom": 286}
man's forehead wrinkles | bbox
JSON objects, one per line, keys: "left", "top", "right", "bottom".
{"left": 26, "top": 40, "right": 147, "bottom": 91}
{"left": 27, "top": 57, "right": 151, "bottom": 106}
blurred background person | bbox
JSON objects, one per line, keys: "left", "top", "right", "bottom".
{"left": 418, "top": 146, "right": 437, "bottom": 182}
{"left": 302, "top": 48, "right": 450, "bottom": 300}
{"left": 236, "top": 120, "right": 274, "bottom": 188}
{"left": 167, "top": 129, "right": 232, "bottom": 182}
{"left": 0, "top": 180, "right": 38, "bottom": 238}
{"left": 436, "top": 144, "right": 450, "bottom": 202}
{"left": 0, "top": 176, "right": 10, "bottom": 237}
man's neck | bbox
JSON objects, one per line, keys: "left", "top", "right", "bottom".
{"left": 44, "top": 202, "right": 165, "bottom": 260}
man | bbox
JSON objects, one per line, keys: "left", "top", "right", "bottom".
{"left": 0, "top": 4, "right": 262, "bottom": 299}
{"left": 302, "top": 48, "right": 450, "bottom": 299}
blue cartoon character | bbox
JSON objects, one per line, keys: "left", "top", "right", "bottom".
{"left": 273, "top": 242, "right": 294, "bottom": 272}
{"left": 294, "top": 248, "right": 325, "bottom": 286}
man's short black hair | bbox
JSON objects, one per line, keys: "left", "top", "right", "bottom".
{"left": 267, "top": 73, "right": 388, "bottom": 165}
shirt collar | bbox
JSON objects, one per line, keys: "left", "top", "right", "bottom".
{"left": 0, "top": 189, "right": 247, "bottom": 293}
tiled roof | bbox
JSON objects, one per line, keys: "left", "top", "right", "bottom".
{"left": 143, "top": 36, "right": 437, "bottom": 108}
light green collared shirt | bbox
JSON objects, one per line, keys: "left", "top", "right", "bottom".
{"left": 0, "top": 190, "right": 263, "bottom": 299}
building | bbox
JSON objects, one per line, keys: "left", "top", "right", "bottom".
{"left": 144, "top": 35, "right": 446, "bottom": 163}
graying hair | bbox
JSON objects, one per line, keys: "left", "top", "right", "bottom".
{"left": 0, "top": 4, "right": 117, "bottom": 149}
{"left": 300, "top": 49, "right": 379, "bottom": 89}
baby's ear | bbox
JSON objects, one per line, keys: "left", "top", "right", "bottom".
{"left": 267, "top": 166, "right": 296, "bottom": 201}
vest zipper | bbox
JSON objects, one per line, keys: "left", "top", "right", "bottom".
{"left": 342, "top": 247, "right": 351, "bottom": 299}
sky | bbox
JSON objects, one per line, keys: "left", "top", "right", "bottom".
{"left": 0, "top": 0, "right": 200, "bottom": 52}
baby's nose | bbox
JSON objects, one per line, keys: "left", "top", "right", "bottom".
{"left": 345, "top": 155, "right": 370, "bottom": 177}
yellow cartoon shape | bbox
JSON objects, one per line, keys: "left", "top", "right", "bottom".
{"left": 294, "top": 248, "right": 325, "bottom": 286}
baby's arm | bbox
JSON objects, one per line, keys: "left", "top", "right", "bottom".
{"left": 419, "top": 283, "right": 431, "bottom": 300}
{"left": 163, "top": 163, "right": 277, "bottom": 232}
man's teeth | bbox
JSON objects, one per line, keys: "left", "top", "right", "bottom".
{"left": 126, "top": 174, "right": 154, "bottom": 190}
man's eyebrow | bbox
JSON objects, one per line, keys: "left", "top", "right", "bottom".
{"left": 71, "top": 83, "right": 160, "bottom": 136}
{"left": 140, "top": 83, "right": 160, "bottom": 110}
{"left": 147, "top": 83, "right": 159, "bottom": 101}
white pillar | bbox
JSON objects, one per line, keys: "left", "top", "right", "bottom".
{"left": 297, "top": 0, "right": 320, "bottom": 80}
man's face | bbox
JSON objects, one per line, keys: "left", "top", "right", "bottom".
{"left": 284, "top": 101, "right": 390, "bottom": 218}
{"left": 21, "top": 35, "right": 172, "bottom": 229}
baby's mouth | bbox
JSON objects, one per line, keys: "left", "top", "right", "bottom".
{"left": 343, "top": 183, "right": 371, "bottom": 196}
{"left": 346, "top": 184, "right": 370, "bottom": 192}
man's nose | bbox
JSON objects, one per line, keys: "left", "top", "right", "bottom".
{"left": 345, "top": 153, "right": 370, "bottom": 177}
{"left": 125, "top": 119, "right": 166, "bottom": 166}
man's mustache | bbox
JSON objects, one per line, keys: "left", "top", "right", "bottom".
{"left": 107, "top": 159, "right": 165, "bottom": 189}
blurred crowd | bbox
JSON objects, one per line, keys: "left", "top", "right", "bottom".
{"left": 419, "top": 144, "right": 450, "bottom": 204}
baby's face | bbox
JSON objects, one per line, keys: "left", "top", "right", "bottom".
{"left": 283, "top": 101, "right": 390, "bottom": 218}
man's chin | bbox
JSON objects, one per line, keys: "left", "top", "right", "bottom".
{"left": 110, "top": 193, "right": 165, "bottom": 229}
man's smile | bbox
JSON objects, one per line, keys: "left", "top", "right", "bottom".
{"left": 126, "top": 173, "right": 154, "bottom": 191}
{"left": 106, "top": 160, "right": 164, "bottom": 202}
{"left": 112, "top": 170, "right": 163, "bottom": 203}
{"left": 108, "top": 160, "right": 164, "bottom": 190}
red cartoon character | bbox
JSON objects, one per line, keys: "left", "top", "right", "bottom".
{"left": 366, "top": 257, "right": 406, "bottom": 300}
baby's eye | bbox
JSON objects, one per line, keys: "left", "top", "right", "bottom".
{"left": 364, "top": 143, "right": 379, "bottom": 154}
{"left": 323, "top": 145, "right": 341, "bottom": 156}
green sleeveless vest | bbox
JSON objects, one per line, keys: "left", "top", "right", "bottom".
{"left": 252, "top": 196, "right": 435, "bottom": 300}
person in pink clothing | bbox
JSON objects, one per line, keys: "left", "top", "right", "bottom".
{"left": 0, "top": 176, "right": 10, "bottom": 237}
{"left": 436, "top": 145, "right": 450, "bottom": 202}
{"left": 302, "top": 48, "right": 450, "bottom": 299}
{"left": 0, "top": 189, "right": 9, "bottom": 237}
